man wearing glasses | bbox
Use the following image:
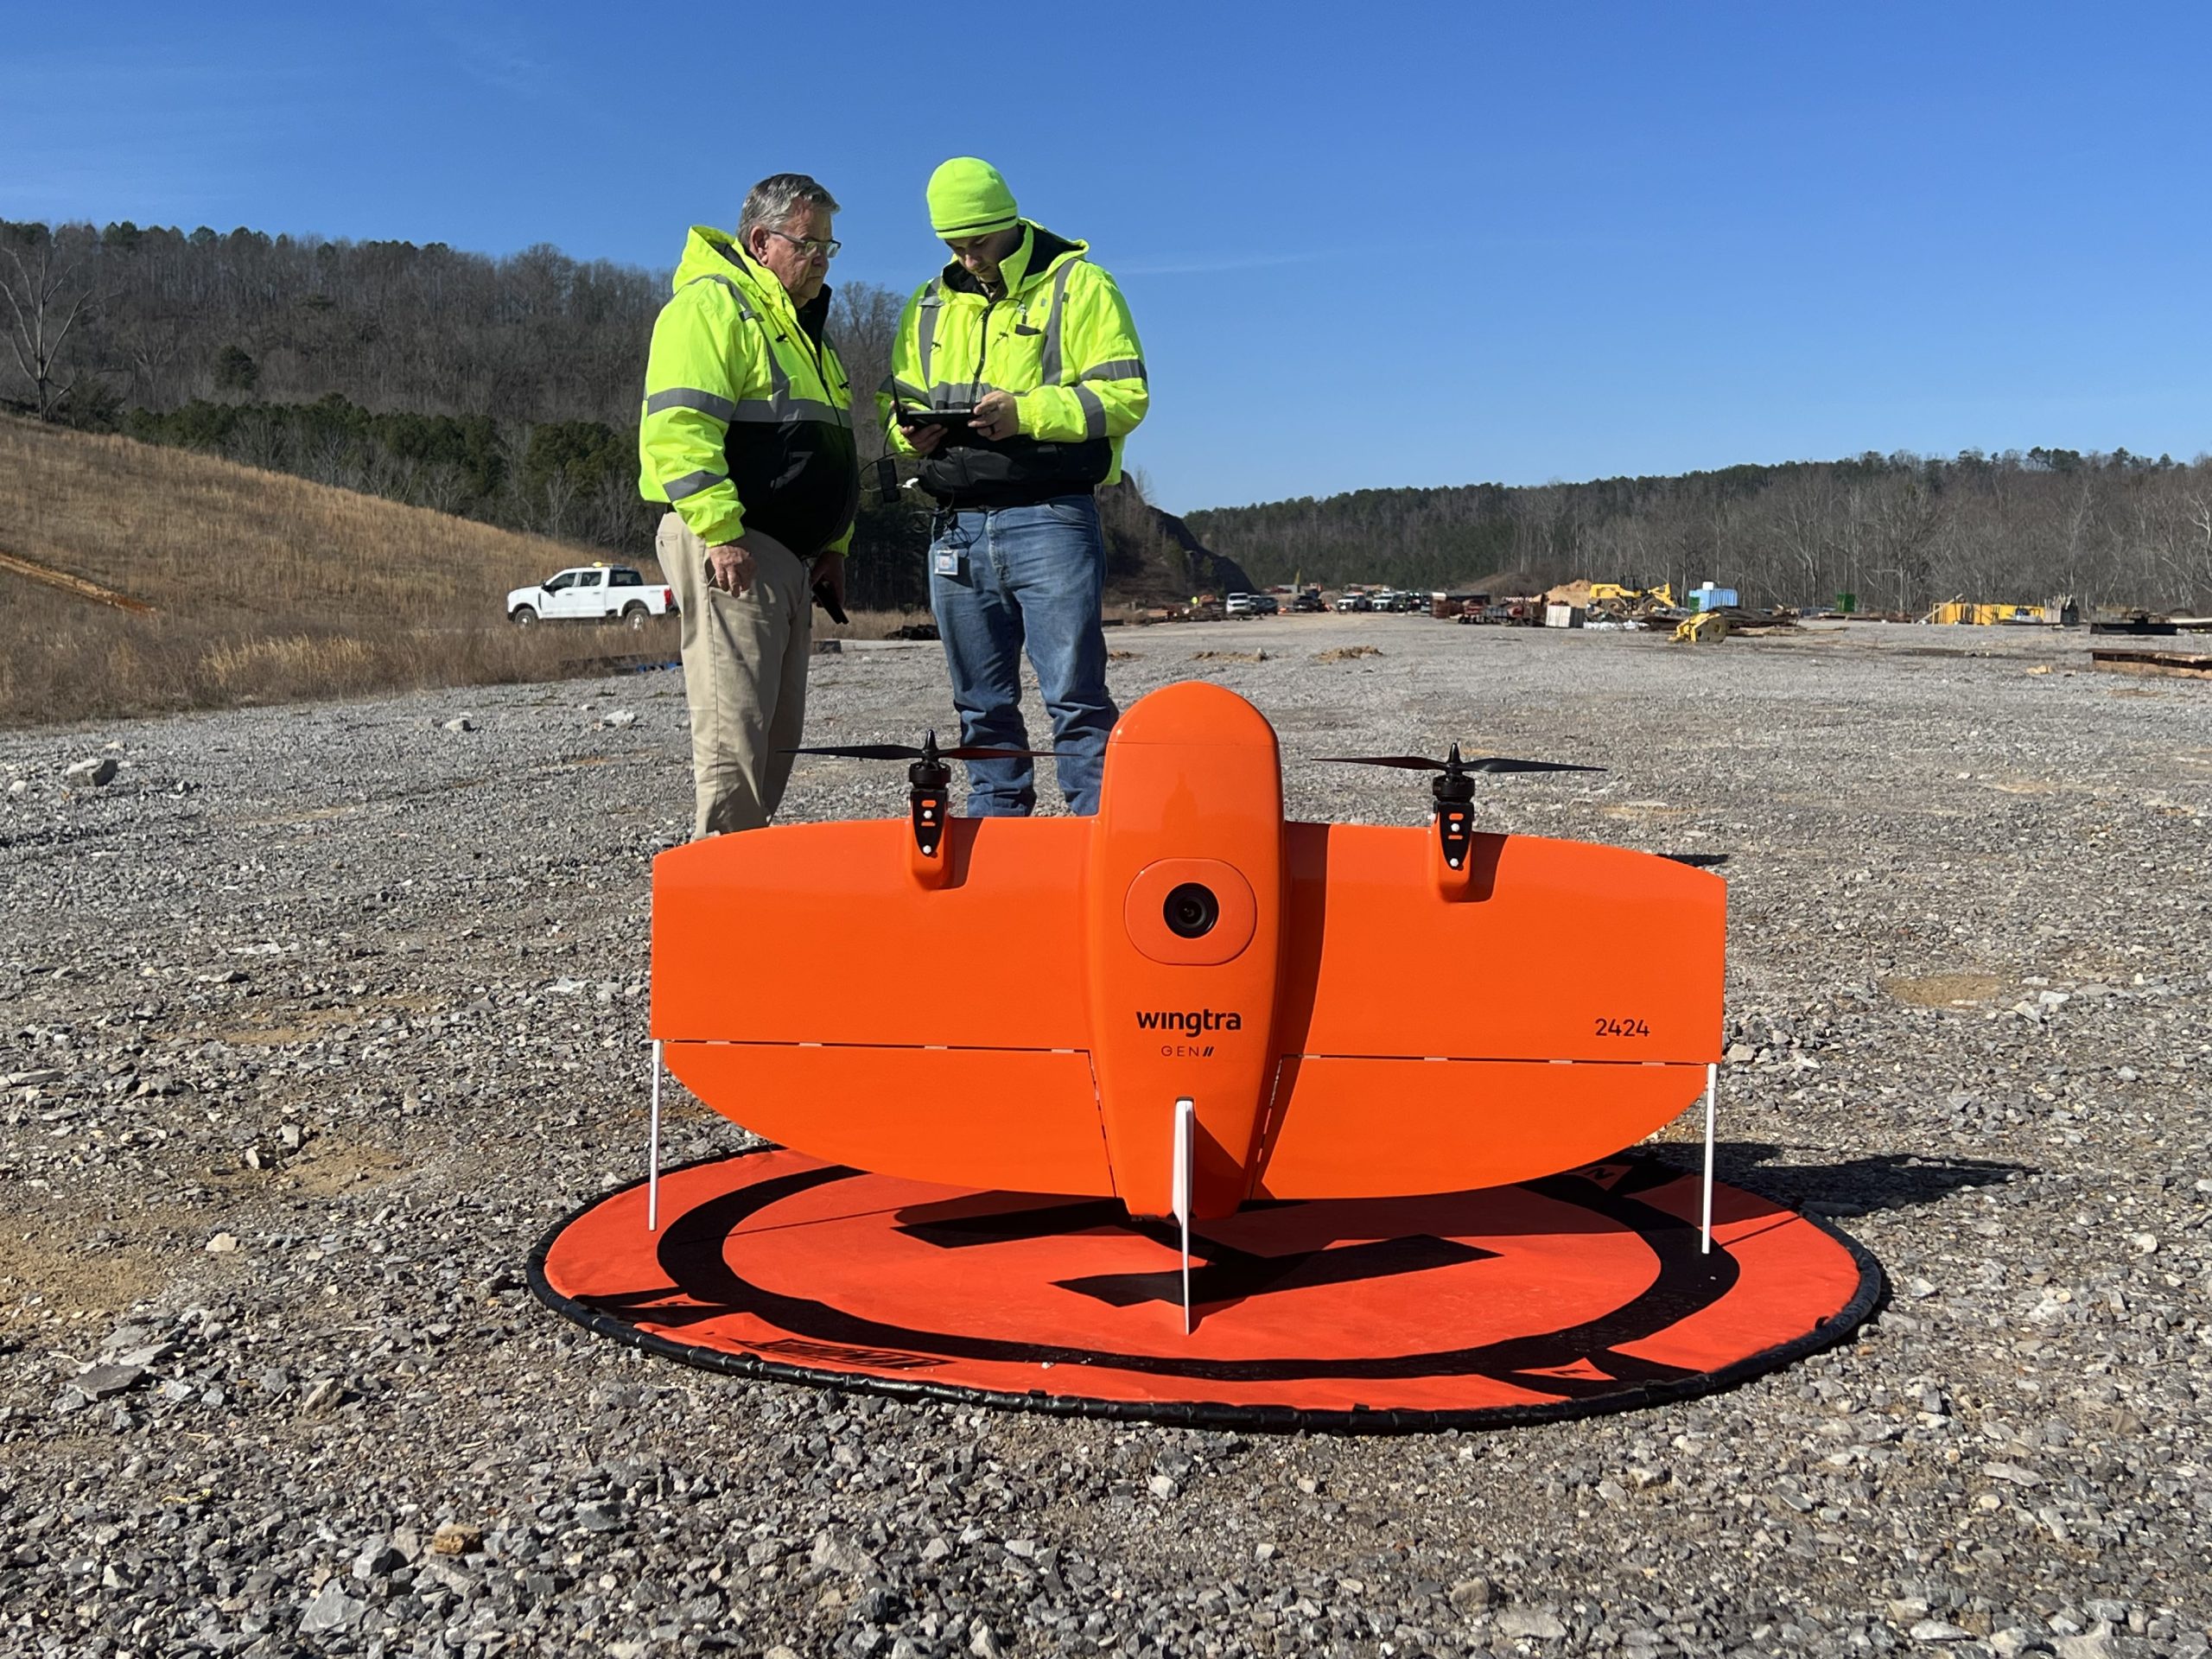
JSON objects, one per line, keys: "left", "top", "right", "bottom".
{"left": 639, "top": 174, "right": 858, "bottom": 837}
{"left": 880, "top": 157, "right": 1150, "bottom": 817}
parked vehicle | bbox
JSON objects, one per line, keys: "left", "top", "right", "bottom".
{"left": 1251, "top": 594, "right": 1281, "bottom": 615}
{"left": 1224, "top": 593, "right": 1256, "bottom": 618}
{"left": 508, "top": 565, "right": 677, "bottom": 630}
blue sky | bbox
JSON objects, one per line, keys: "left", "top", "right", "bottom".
{"left": 6, "top": 2, "right": 2208, "bottom": 514}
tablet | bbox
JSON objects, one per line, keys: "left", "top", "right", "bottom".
{"left": 898, "top": 406, "right": 976, "bottom": 429}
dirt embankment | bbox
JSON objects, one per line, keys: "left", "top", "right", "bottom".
{"left": 0, "top": 416, "right": 676, "bottom": 724}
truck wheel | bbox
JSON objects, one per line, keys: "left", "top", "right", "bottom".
{"left": 511, "top": 607, "right": 538, "bottom": 628}
{"left": 621, "top": 603, "right": 649, "bottom": 632}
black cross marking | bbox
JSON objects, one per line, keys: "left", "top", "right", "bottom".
{"left": 896, "top": 1198, "right": 1496, "bottom": 1310}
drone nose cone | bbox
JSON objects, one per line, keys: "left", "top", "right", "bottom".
{"left": 1106, "top": 681, "right": 1276, "bottom": 749}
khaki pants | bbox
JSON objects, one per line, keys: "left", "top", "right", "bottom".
{"left": 658, "top": 513, "right": 814, "bottom": 838}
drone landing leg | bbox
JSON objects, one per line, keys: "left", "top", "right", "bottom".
{"left": 1172, "top": 1097, "right": 1195, "bottom": 1335}
{"left": 647, "top": 1039, "right": 664, "bottom": 1234}
{"left": 1700, "top": 1061, "right": 1717, "bottom": 1255}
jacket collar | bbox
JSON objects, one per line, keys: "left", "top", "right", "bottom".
{"left": 791, "top": 282, "right": 834, "bottom": 345}
{"left": 677, "top": 225, "right": 836, "bottom": 342}
{"left": 937, "top": 222, "right": 1085, "bottom": 301}
{"left": 677, "top": 226, "right": 797, "bottom": 325}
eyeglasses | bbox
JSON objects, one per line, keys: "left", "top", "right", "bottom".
{"left": 761, "top": 227, "right": 840, "bottom": 261}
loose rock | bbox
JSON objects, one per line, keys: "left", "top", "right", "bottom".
{"left": 1, "top": 623, "right": 2207, "bottom": 1659}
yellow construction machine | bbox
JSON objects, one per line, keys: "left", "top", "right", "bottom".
{"left": 1673, "top": 611, "right": 1730, "bottom": 644}
{"left": 1589, "top": 582, "right": 1675, "bottom": 610}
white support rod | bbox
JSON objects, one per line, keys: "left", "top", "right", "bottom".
{"left": 1173, "top": 1098, "right": 1195, "bottom": 1336}
{"left": 1179, "top": 1208, "right": 1192, "bottom": 1336}
{"left": 1700, "top": 1060, "right": 1718, "bottom": 1255}
{"left": 647, "top": 1039, "right": 664, "bottom": 1233}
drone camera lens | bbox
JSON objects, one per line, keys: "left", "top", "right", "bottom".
{"left": 1163, "top": 882, "right": 1219, "bottom": 940}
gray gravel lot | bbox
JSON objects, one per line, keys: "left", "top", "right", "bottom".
{"left": 3, "top": 614, "right": 2208, "bottom": 1659}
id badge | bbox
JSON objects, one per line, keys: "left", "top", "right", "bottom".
{"left": 933, "top": 548, "right": 963, "bottom": 578}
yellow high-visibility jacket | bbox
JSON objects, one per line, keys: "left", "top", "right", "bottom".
{"left": 638, "top": 226, "right": 856, "bottom": 554}
{"left": 879, "top": 223, "right": 1147, "bottom": 507}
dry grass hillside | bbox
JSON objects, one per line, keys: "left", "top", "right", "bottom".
{"left": 0, "top": 417, "right": 676, "bottom": 725}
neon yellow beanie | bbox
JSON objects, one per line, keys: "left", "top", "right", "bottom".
{"left": 927, "top": 157, "right": 1020, "bottom": 238}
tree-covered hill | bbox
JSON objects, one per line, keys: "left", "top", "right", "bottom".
{"left": 0, "top": 217, "right": 1243, "bottom": 608}
{"left": 0, "top": 219, "right": 906, "bottom": 582}
{"left": 7, "top": 218, "right": 2204, "bottom": 613}
{"left": 1186, "top": 449, "right": 2212, "bottom": 613}
{"left": 3, "top": 219, "right": 659, "bottom": 427}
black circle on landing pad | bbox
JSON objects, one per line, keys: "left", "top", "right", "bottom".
{"left": 527, "top": 1149, "right": 1882, "bottom": 1433}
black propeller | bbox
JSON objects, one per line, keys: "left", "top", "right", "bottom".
{"left": 1315, "top": 743, "right": 1605, "bottom": 777}
{"left": 788, "top": 730, "right": 1062, "bottom": 763}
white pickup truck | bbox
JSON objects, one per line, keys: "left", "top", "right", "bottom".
{"left": 507, "top": 565, "right": 677, "bottom": 629}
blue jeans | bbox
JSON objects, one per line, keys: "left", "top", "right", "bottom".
{"left": 928, "top": 495, "right": 1118, "bottom": 815}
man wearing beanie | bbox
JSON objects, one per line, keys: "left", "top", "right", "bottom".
{"left": 639, "top": 174, "right": 858, "bottom": 837}
{"left": 880, "top": 158, "right": 1149, "bottom": 817}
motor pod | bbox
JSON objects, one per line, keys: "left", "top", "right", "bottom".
{"left": 1431, "top": 770, "right": 1479, "bottom": 899}
{"left": 907, "top": 757, "right": 953, "bottom": 888}
{"left": 1084, "top": 684, "right": 1286, "bottom": 1218}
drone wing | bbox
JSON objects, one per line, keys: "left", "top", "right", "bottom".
{"left": 1251, "top": 824, "right": 1726, "bottom": 1198}
{"left": 652, "top": 817, "right": 1110, "bottom": 1195}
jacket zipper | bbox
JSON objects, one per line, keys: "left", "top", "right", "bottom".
{"left": 791, "top": 301, "right": 836, "bottom": 393}
{"left": 969, "top": 296, "right": 997, "bottom": 403}
{"left": 967, "top": 247, "right": 1052, "bottom": 401}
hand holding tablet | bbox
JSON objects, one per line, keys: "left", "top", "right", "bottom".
{"left": 898, "top": 405, "right": 977, "bottom": 429}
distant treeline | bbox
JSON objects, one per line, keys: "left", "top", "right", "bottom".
{"left": 1187, "top": 449, "right": 2212, "bottom": 613}
{"left": 12, "top": 218, "right": 2200, "bottom": 613}
{"left": 0, "top": 217, "right": 1230, "bottom": 608}
{"left": 3, "top": 217, "right": 661, "bottom": 425}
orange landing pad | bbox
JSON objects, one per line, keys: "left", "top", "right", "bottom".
{"left": 529, "top": 1150, "right": 1879, "bottom": 1432}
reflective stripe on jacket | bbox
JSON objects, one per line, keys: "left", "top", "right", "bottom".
{"left": 879, "top": 223, "right": 1148, "bottom": 507}
{"left": 638, "top": 226, "right": 857, "bottom": 555}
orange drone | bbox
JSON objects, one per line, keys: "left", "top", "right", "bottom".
{"left": 648, "top": 681, "right": 1726, "bottom": 1315}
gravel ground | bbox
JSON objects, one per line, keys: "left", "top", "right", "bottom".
{"left": 3, "top": 615, "right": 2208, "bottom": 1659}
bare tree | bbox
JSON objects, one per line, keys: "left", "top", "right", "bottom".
{"left": 829, "top": 281, "right": 906, "bottom": 463}
{"left": 0, "top": 224, "right": 99, "bottom": 419}
{"left": 1864, "top": 474, "right": 1944, "bottom": 613}
{"left": 536, "top": 467, "right": 578, "bottom": 540}
{"left": 419, "top": 461, "right": 475, "bottom": 518}
{"left": 1770, "top": 467, "right": 1839, "bottom": 603}
{"left": 587, "top": 465, "right": 646, "bottom": 552}
{"left": 2158, "top": 486, "right": 2212, "bottom": 609}
{"left": 113, "top": 302, "right": 190, "bottom": 407}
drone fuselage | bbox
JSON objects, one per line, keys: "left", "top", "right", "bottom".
{"left": 1084, "top": 683, "right": 1284, "bottom": 1215}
